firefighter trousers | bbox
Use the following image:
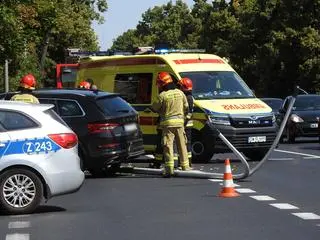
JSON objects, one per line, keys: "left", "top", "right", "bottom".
{"left": 162, "top": 126, "right": 189, "bottom": 174}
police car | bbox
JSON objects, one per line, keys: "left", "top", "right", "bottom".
{"left": 0, "top": 101, "right": 84, "bottom": 214}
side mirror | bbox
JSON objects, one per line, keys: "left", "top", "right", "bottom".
{"left": 279, "top": 108, "right": 285, "bottom": 114}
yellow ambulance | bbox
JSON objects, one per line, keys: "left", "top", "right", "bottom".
{"left": 76, "top": 48, "right": 277, "bottom": 162}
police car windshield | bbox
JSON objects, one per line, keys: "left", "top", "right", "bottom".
{"left": 179, "top": 71, "right": 254, "bottom": 100}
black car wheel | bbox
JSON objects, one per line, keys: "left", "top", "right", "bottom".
{"left": 0, "top": 168, "right": 43, "bottom": 215}
{"left": 191, "top": 131, "right": 214, "bottom": 163}
{"left": 243, "top": 149, "right": 268, "bottom": 161}
{"left": 286, "top": 128, "right": 295, "bottom": 143}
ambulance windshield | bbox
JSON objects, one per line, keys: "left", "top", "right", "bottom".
{"left": 179, "top": 71, "right": 255, "bottom": 100}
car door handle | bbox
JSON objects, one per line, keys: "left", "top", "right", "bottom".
{"left": 0, "top": 143, "right": 6, "bottom": 147}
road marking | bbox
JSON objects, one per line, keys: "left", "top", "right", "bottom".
{"left": 268, "top": 158, "right": 294, "bottom": 161}
{"left": 208, "top": 179, "right": 223, "bottom": 182}
{"left": 304, "top": 156, "right": 320, "bottom": 159}
{"left": 8, "top": 221, "right": 30, "bottom": 229}
{"left": 6, "top": 234, "right": 29, "bottom": 240}
{"left": 292, "top": 212, "right": 320, "bottom": 220}
{"left": 236, "top": 188, "right": 256, "bottom": 193}
{"left": 250, "top": 195, "right": 276, "bottom": 201}
{"left": 9, "top": 215, "right": 30, "bottom": 218}
{"left": 275, "top": 149, "right": 320, "bottom": 158}
{"left": 270, "top": 203, "right": 299, "bottom": 210}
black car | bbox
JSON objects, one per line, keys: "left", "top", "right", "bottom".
{"left": 260, "top": 98, "right": 283, "bottom": 125}
{"left": 279, "top": 94, "right": 320, "bottom": 143}
{"left": 1, "top": 89, "right": 145, "bottom": 176}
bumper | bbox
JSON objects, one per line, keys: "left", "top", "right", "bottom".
{"left": 86, "top": 139, "right": 145, "bottom": 169}
{"left": 201, "top": 121, "right": 277, "bottom": 153}
{"left": 36, "top": 149, "right": 85, "bottom": 198}
{"left": 289, "top": 122, "right": 319, "bottom": 137}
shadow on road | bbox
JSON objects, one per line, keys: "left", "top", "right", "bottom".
{"left": 34, "top": 205, "right": 66, "bottom": 214}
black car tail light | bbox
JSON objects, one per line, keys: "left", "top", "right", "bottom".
{"left": 87, "top": 123, "right": 120, "bottom": 134}
{"left": 48, "top": 133, "right": 78, "bottom": 149}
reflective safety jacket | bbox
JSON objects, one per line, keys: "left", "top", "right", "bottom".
{"left": 10, "top": 94, "right": 40, "bottom": 104}
{"left": 152, "top": 88, "right": 188, "bottom": 127}
{"left": 185, "top": 93, "right": 194, "bottom": 128}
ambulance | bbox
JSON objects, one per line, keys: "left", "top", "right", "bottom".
{"left": 75, "top": 48, "right": 277, "bottom": 162}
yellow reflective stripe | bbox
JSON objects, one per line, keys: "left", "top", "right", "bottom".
{"left": 160, "top": 118, "right": 184, "bottom": 126}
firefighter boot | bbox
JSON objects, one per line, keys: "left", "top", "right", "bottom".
{"left": 162, "top": 166, "right": 174, "bottom": 178}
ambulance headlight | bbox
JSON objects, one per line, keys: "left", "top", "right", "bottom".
{"left": 209, "top": 114, "right": 231, "bottom": 126}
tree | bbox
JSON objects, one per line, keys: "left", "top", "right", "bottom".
{"left": 0, "top": 0, "right": 108, "bottom": 90}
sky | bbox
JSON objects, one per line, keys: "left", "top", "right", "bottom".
{"left": 92, "top": 0, "right": 194, "bottom": 50}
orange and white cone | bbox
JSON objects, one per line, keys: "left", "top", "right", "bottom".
{"left": 219, "top": 159, "right": 240, "bottom": 198}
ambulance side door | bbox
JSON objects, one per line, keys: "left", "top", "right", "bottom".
{"left": 114, "top": 73, "right": 158, "bottom": 151}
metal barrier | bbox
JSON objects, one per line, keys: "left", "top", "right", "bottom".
{"left": 119, "top": 93, "right": 296, "bottom": 180}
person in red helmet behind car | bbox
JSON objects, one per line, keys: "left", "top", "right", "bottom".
{"left": 78, "top": 80, "right": 91, "bottom": 89}
{"left": 11, "top": 74, "right": 39, "bottom": 104}
{"left": 179, "top": 77, "right": 194, "bottom": 166}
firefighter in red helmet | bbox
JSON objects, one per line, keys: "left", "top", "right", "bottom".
{"left": 152, "top": 72, "right": 191, "bottom": 177}
{"left": 11, "top": 74, "right": 39, "bottom": 104}
{"left": 179, "top": 77, "right": 194, "bottom": 166}
{"left": 78, "top": 81, "right": 91, "bottom": 89}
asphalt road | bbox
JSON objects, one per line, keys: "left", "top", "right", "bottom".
{"left": 1, "top": 138, "right": 320, "bottom": 240}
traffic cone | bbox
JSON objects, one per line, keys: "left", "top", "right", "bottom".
{"left": 219, "top": 159, "right": 240, "bottom": 198}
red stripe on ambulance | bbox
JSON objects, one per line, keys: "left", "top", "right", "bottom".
{"left": 80, "top": 58, "right": 166, "bottom": 69}
{"left": 174, "top": 59, "right": 224, "bottom": 64}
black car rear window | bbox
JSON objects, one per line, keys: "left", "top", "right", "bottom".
{"left": 96, "top": 96, "right": 136, "bottom": 116}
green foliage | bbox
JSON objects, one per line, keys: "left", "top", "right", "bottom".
{"left": 0, "top": 0, "right": 108, "bottom": 92}
{"left": 111, "top": 0, "right": 320, "bottom": 97}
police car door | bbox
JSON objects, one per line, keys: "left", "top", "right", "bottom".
{"left": 0, "top": 131, "right": 11, "bottom": 159}
{"left": 0, "top": 110, "right": 11, "bottom": 159}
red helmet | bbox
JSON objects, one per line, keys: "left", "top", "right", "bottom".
{"left": 179, "top": 77, "right": 193, "bottom": 91}
{"left": 79, "top": 81, "right": 91, "bottom": 89}
{"left": 20, "top": 74, "right": 36, "bottom": 90}
{"left": 157, "top": 72, "right": 173, "bottom": 88}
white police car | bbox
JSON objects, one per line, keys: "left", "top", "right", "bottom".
{"left": 0, "top": 101, "right": 84, "bottom": 214}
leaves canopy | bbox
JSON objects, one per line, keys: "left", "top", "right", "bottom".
{"left": 0, "top": 0, "right": 107, "bottom": 89}
{"left": 111, "top": 0, "right": 320, "bottom": 97}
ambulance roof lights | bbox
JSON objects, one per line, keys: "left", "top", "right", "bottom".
{"left": 154, "top": 48, "right": 206, "bottom": 54}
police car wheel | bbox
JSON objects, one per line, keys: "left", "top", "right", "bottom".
{"left": 0, "top": 168, "right": 43, "bottom": 215}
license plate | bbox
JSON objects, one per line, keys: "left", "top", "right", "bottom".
{"left": 248, "top": 136, "right": 266, "bottom": 143}
{"left": 124, "top": 123, "right": 137, "bottom": 132}
{"left": 310, "top": 123, "right": 318, "bottom": 128}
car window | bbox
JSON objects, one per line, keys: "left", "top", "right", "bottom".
{"left": 293, "top": 96, "right": 320, "bottom": 111}
{"left": 262, "top": 99, "right": 283, "bottom": 112}
{"left": 180, "top": 71, "right": 254, "bottom": 99}
{"left": 114, "top": 73, "right": 153, "bottom": 104}
{"left": 44, "top": 109, "right": 69, "bottom": 127}
{"left": 57, "top": 100, "right": 84, "bottom": 117}
{"left": 39, "top": 98, "right": 58, "bottom": 112}
{"left": 96, "top": 96, "right": 136, "bottom": 116}
{"left": 0, "top": 110, "right": 38, "bottom": 131}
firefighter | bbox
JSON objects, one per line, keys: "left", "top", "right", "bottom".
{"left": 152, "top": 72, "right": 191, "bottom": 177}
{"left": 179, "top": 77, "right": 194, "bottom": 166}
{"left": 11, "top": 74, "right": 39, "bottom": 104}
{"left": 78, "top": 80, "right": 91, "bottom": 89}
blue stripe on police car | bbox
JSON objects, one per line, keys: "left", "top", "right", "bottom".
{"left": 0, "top": 138, "right": 61, "bottom": 157}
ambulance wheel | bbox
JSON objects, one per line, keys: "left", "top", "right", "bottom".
{"left": 0, "top": 168, "right": 43, "bottom": 215}
{"left": 243, "top": 149, "right": 268, "bottom": 161}
{"left": 191, "top": 131, "right": 214, "bottom": 163}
